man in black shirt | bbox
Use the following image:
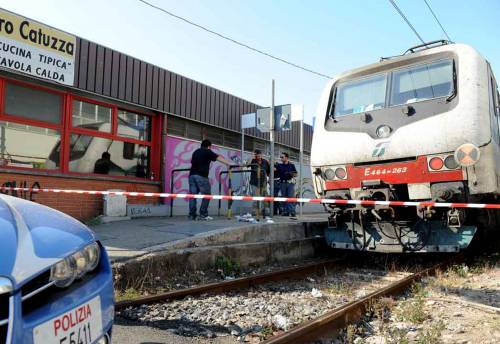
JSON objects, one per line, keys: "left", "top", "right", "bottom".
{"left": 275, "top": 152, "right": 298, "bottom": 217}
{"left": 249, "top": 149, "right": 270, "bottom": 217}
{"left": 189, "top": 139, "right": 232, "bottom": 220}
{"left": 94, "top": 152, "right": 112, "bottom": 174}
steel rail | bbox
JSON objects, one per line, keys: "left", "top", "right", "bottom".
{"left": 262, "top": 254, "right": 464, "bottom": 344}
{"left": 115, "top": 258, "right": 343, "bottom": 312}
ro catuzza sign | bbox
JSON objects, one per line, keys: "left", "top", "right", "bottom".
{"left": 0, "top": 8, "right": 75, "bottom": 85}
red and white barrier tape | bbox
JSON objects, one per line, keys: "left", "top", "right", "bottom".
{"left": 1, "top": 186, "right": 500, "bottom": 209}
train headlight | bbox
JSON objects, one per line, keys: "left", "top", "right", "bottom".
{"left": 335, "top": 167, "right": 347, "bottom": 179}
{"left": 324, "top": 168, "right": 336, "bottom": 180}
{"left": 444, "top": 155, "right": 459, "bottom": 169}
{"left": 429, "top": 157, "right": 444, "bottom": 170}
{"left": 376, "top": 125, "right": 392, "bottom": 138}
{"left": 454, "top": 143, "right": 480, "bottom": 167}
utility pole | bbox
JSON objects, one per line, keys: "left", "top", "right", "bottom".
{"left": 299, "top": 110, "right": 304, "bottom": 217}
{"left": 269, "top": 79, "right": 275, "bottom": 217}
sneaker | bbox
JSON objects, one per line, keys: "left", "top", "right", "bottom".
{"left": 198, "top": 215, "right": 213, "bottom": 221}
{"left": 188, "top": 215, "right": 197, "bottom": 220}
{"left": 290, "top": 214, "right": 297, "bottom": 220}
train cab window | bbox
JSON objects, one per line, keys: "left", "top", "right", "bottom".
{"left": 389, "top": 60, "right": 454, "bottom": 106}
{"left": 333, "top": 74, "right": 387, "bottom": 116}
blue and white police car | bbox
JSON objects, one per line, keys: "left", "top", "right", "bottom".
{"left": 0, "top": 194, "right": 114, "bottom": 344}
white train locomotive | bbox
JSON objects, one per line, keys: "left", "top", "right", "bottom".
{"left": 311, "top": 41, "right": 500, "bottom": 253}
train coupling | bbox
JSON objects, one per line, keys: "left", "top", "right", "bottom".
{"left": 447, "top": 208, "right": 466, "bottom": 228}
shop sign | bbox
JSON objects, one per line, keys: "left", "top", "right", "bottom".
{"left": 0, "top": 8, "right": 75, "bottom": 85}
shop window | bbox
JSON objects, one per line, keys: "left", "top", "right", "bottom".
{"left": 244, "top": 138, "right": 254, "bottom": 152}
{"left": 68, "top": 134, "right": 150, "bottom": 177}
{"left": 223, "top": 132, "right": 240, "bottom": 148}
{"left": 0, "top": 121, "right": 61, "bottom": 169}
{"left": 186, "top": 122, "right": 202, "bottom": 140}
{"left": 167, "top": 116, "right": 187, "bottom": 137}
{"left": 4, "top": 82, "right": 62, "bottom": 124}
{"left": 72, "top": 99, "right": 112, "bottom": 132}
{"left": 203, "top": 126, "right": 223, "bottom": 146}
{"left": 118, "top": 110, "right": 151, "bottom": 141}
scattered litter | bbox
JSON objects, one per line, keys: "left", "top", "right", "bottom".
{"left": 307, "top": 277, "right": 316, "bottom": 283}
{"left": 355, "top": 289, "right": 367, "bottom": 298}
{"left": 272, "top": 314, "right": 290, "bottom": 330}
{"left": 236, "top": 213, "right": 258, "bottom": 223}
{"left": 311, "top": 288, "right": 323, "bottom": 298}
{"left": 266, "top": 219, "right": 275, "bottom": 224}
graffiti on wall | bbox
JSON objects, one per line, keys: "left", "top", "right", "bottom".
{"left": 164, "top": 135, "right": 316, "bottom": 204}
{"left": 164, "top": 136, "right": 244, "bottom": 199}
{"left": 0, "top": 180, "right": 41, "bottom": 201}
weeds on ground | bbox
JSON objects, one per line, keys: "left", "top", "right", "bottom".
{"left": 384, "top": 327, "right": 410, "bottom": 344}
{"left": 396, "top": 283, "right": 427, "bottom": 324}
{"left": 84, "top": 216, "right": 102, "bottom": 226}
{"left": 326, "top": 281, "right": 352, "bottom": 296}
{"left": 372, "top": 297, "right": 396, "bottom": 330}
{"left": 451, "top": 264, "right": 469, "bottom": 278}
{"left": 416, "top": 321, "right": 445, "bottom": 344}
{"left": 215, "top": 255, "right": 240, "bottom": 277}
{"left": 346, "top": 324, "right": 359, "bottom": 344}
{"left": 339, "top": 323, "right": 365, "bottom": 344}
{"left": 115, "top": 288, "right": 142, "bottom": 302}
{"left": 260, "top": 326, "right": 273, "bottom": 340}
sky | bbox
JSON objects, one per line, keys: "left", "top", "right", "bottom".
{"left": 0, "top": 0, "right": 499, "bottom": 125}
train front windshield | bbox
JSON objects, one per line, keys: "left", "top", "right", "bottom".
{"left": 332, "top": 59, "right": 454, "bottom": 117}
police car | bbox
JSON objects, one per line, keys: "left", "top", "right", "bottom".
{"left": 0, "top": 194, "right": 114, "bottom": 343}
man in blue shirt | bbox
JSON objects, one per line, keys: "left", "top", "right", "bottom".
{"left": 275, "top": 152, "right": 297, "bottom": 218}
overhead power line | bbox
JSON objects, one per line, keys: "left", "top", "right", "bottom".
{"left": 387, "top": 0, "right": 426, "bottom": 44}
{"left": 423, "top": 0, "right": 452, "bottom": 41}
{"left": 137, "top": 0, "right": 332, "bottom": 79}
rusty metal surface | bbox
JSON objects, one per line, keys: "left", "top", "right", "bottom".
{"left": 262, "top": 255, "right": 464, "bottom": 344}
{"left": 115, "top": 258, "right": 342, "bottom": 311}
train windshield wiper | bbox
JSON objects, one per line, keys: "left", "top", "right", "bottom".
{"left": 446, "top": 60, "right": 457, "bottom": 102}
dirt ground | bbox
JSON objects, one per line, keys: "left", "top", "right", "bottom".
{"left": 339, "top": 252, "right": 500, "bottom": 344}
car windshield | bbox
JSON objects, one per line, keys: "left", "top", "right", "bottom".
{"left": 390, "top": 60, "right": 453, "bottom": 106}
{"left": 333, "top": 74, "right": 387, "bottom": 117}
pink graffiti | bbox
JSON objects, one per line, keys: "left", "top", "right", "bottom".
{"left": 164, "top": 136, "right": 242, "bottom": 202}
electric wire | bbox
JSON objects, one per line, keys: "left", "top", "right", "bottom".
{"left": 423, "top": 0, "right": 452, "bottom": 41}
{"left": 387, "top": 0, "right": 426, "bottom": 44}
{"left": 137, "top": 0, "right": 332, "bottom": 79}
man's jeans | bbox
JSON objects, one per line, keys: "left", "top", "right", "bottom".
{"left": 189, "top": 174, "right": 211, "bottom": 217}
{"left": 250, "top": 184, "right": 269, "bottom": 217}
{"left": 273, "top": 180, "right": 281, "bottom": 215}
{"left": 280, "top": 181, "right": 296, "bottom": 215}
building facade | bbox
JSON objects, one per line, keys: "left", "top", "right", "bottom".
{"left": 0, "top": 8, "right": 313, "bottom": 219}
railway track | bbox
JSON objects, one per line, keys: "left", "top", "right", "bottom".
{"left": 116, "top": 254, "right": 464, "bottom": 343}
{"left": 115, "top": 258, "right": 344, "bottom": 311}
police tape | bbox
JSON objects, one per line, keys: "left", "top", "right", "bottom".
{"left": 1, "top": 186, "right": 500, "bottom": 210}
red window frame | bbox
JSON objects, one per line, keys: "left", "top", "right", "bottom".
{"left": 0, "top": 76, "right": 161, "bottom": 181}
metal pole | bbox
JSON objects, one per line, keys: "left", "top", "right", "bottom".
{"left": 241, "top": 127, "right": 244, "bottom": 165}
{"left": 299, "top": 113, "right": 304, "bottom": 217}
{"left": 269, "top": 79, "right": 275, "bottom": 218}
